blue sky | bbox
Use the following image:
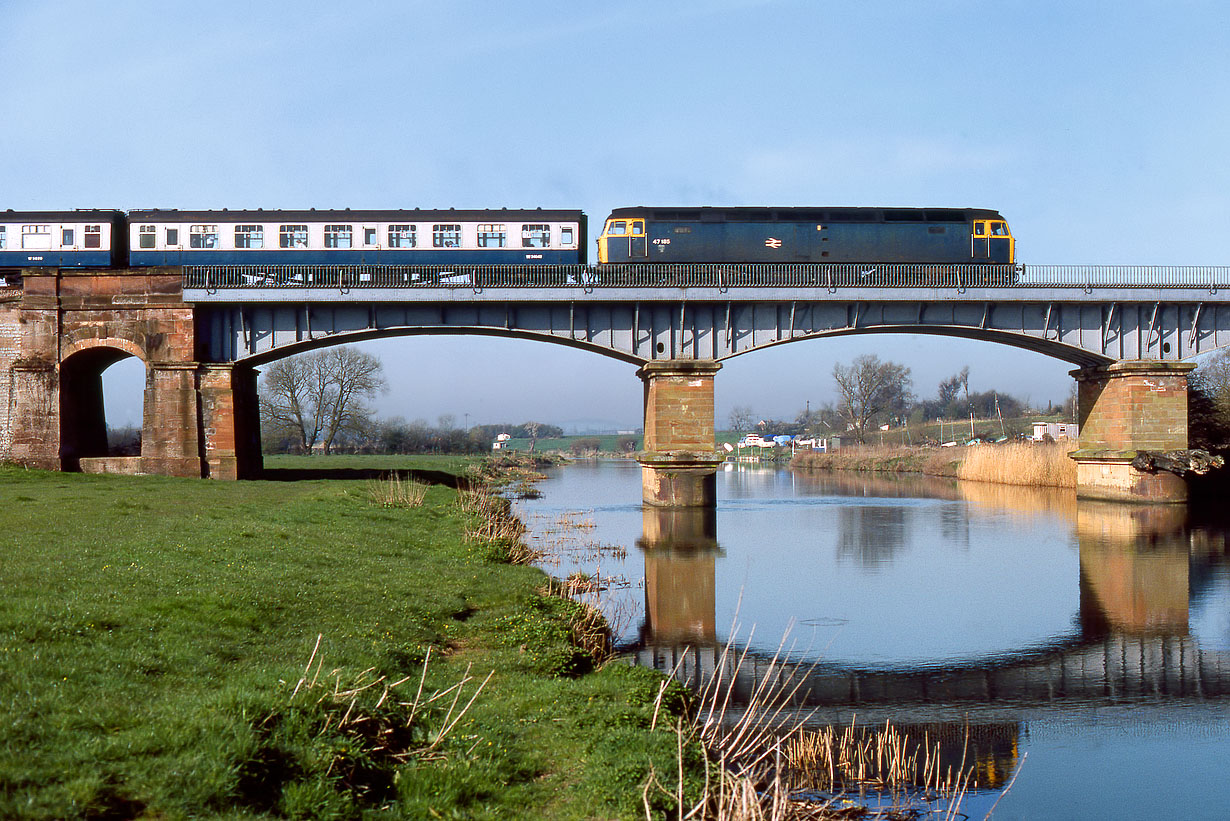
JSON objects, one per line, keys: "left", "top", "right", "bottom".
{"left": 5, "top": 1, "right": 1228, "bottom": 429}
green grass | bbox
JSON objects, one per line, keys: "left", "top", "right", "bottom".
{"left": 0, "top": 462, "right": 700, "bottom": 819}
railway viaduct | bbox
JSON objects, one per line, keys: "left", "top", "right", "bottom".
{"left": 2, "top": 262, "right": 1230, "bottom": 504}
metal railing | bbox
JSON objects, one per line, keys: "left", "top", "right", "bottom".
{"left": 181, "top": 263, "right": 1230, "bottom": 291}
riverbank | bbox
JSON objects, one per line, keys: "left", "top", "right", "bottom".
{"left": 791, "top": 441, "right": 1078, "bottom": 488}
{"left": 0, "top": 461, "right": 702, "bottom": 819}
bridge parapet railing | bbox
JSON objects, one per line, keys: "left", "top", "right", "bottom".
{"left": 182, "top": 263, "right": 1230, "bottom": 291}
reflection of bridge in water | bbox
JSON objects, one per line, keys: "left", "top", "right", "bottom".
{"left": 629, "top": 484, "right": 1230, "bottom": 788}
{"left": 631, "top": 486, "right": 1230, "bottom": 720}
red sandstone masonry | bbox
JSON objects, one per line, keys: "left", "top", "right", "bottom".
{"left": 0, "top": 269, "right": 260, "bottom": 479}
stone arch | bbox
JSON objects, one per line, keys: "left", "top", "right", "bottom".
{"left": 59, "top": 342, "right": 147, "bottom": 469}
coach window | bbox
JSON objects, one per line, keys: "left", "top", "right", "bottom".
{"left": 84, "top": 225, "right": 102, "bottom": 249}
{"left": 521, "top": 224, "right": 550, "bottom": 248}
{"left": 324, "top": 225, "right": 353, "bottom": 248}
{"left": 0, "top": 226, "right": 6, "bottom": 248}
{"left": 388, "top": 224, "right": 415, "bottom": 248}
{"left": 22, "top": 225, "right": 51, "bottom": 250}
{"left": 166, "top": 228, "right": 179, "bottom": 246}
{"left": 477, "top": 223, "right": 507, "bottom": 248}
{"left": 62, "top": 228, "right": 75, "bottom": 247}
{"left": 433, "top": 224, "right": 461, "bottom": 248}
{"left": 560, "top": 226, "right": 574, "bottom": 245}
{"left": 363, "top": 227, "right": 377, "bottom": 246}
{"left": 190, "top": 225, "right": 219, "bottom": 249}
{"left": 139, "top": 225, "right": 157, "bottom": 248}
{"left": 234, "top": 225, "right": 264, "bottom": 249}
{"left": 280, "top": 224, "right": 309, "bottom": 248}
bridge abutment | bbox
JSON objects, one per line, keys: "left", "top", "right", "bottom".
{"left": 1070, "top": 361, "right": 1196, "bottom": 503}
{"left": 636, "top": 360, "right": 724, "bottom": 507}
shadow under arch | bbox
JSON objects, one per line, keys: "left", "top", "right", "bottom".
{"left": 237, "top": 325, "right": 648, "bottom": 368}
{"left": 60, "top": 344, "right": 145, "bottom": 470}
{"left": 715, "top": 324, "right": 1118, "bottom": 368}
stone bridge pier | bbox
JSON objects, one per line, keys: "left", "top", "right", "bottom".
{"left": 1070, "top": 361, "right": 1196, "bottom": 503}
{"left": 636, "top": 360, "right": 725, "bottom": 507}
{"left": 0, "top": 270, "right": 261, "bottom": 480}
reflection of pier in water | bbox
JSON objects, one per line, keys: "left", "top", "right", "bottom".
{"left": 632, "top": 490, "right": 1230, "bottom": 723}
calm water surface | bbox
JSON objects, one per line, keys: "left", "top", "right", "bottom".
{"left": 515, "top": 461, "right": 1230, "bottom": 820}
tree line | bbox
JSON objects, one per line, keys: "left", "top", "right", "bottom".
{"left": 730, "top": 355, "right": 1049, "bottom": 443}
{"left": 258, "top": 347, "right": 560, "bottom": 455}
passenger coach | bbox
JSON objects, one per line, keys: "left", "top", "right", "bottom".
{"left": 0, "top": 210, "right": 126, "bottom": 269}
{"left": 127, "top": 209, "right": 587, "bottom": 266}
{"left": 598, "top": 207, "right": 1014, "bottom": 265}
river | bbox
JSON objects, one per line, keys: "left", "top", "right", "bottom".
{"left": 514, "top": 460, "right": 1230, "bottom": 820}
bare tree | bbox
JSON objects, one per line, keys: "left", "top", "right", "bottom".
{"left": 524, "top": 420, "right": 542, "bottom": 452}
{"left": 832, "top": 354, "right": 913, "bottom": 443}
{"left": 727, "top": 405, "right": 756, "bottom": 432}
{"left": 260, "top": 346, "right": 386, "bottom": 454}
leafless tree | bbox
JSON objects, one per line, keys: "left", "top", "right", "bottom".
{"left": 259, "top": 346, "right": 386, "bottom": 454}
{"left": 524, "top": 420, "right": 542, "bottom": 452}
{"left": 727, "top": 405, "right": 756, "bottom": 432}
{"left": 832, "top": 354, "right": 913, "bottom": 443}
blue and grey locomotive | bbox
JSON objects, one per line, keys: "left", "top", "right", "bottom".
{"left": 597, "top": 206, "right": 1014, "bottom": 265}
{"left": 0, "top": 210, "right": 127, "bottom": 268}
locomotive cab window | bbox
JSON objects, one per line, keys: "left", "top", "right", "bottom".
{"left": 84, "top": 225, "right": 102, "bottom": 248}
{"left": 139, "top": 225, "right": 156, "bottom": 248}
{"left": 522, "top": 224, "right": 550, "bottom": 248}
{"left": 607, "top": 220, "right": 627, "bottom": 235}
{"left": 990, "top": 222, "right": 1010, "bottom": 236}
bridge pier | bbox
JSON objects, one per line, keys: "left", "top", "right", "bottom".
{"left": 198, "top": 364, "right": 263, "bottom": 480}
{"left": 636, "top": 360, "right": 724, "bottom": 507}
{"left": 1070, "top": 361, "right": 1196, "bottom": 503}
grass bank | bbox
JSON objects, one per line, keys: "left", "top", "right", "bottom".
{"left": 0, "top": 461, "right": 702, "bottom": 819}
{"left": 792, "top": 441, "right": 1078, "bottom": 488}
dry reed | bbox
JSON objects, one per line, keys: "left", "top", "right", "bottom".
{"left": 957, "top": 441, "right": 1077, "bottom": 488}
{"left": 289, "top": 635, "right": 492, "bottom": 768}
{"left": 367, "top": 474, "right": 428, "bottom": 508}
{"left": 457, "top": 485, "right": 538, "bottom": 564}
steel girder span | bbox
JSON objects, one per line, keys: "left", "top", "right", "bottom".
{"left": 195, "top": 297, "right": 1230, "bottom": 367}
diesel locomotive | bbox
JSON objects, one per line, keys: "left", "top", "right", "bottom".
{"left": 597, "top": 206, "right": 1014, "bottom": 265}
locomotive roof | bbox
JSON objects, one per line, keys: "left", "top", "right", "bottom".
{"left": 0, "top": 209, "right": 126, "bottom": 222}
{"left": 126, "top": 208, "right": 585, "bottom": 222}
{"left": 607, "top": 206, "right": 1005, "bottom": 222}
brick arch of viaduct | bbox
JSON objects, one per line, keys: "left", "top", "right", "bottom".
{"left": 0, "top": 271, "right": 1204, "bottom": 504}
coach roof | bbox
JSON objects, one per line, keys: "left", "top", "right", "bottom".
{"left": 126, "top": 208, "right": 585, "bottom": 223}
